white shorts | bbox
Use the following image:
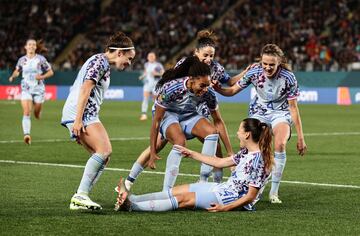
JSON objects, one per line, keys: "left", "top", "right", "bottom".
{"left": 189, "top": 182, "right": 221, "bottom": 209}
{"left": 160, "top": 112, "right": 204, "bottom": 140}
{"left": 21, "top": 90, "right": 45, "bottom": 103}
{"left": 143, "top": 79, "right": 157, "bottom": 94}
{"left": 250, "top": 110, "right": 292, "bottom": 129}
{"left": 61, "top": 118, "right": 101, "bottom": 141}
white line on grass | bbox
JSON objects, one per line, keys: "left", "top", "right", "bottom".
{"left": 1, "top": 159, "right": 359, "bottom": 189}
{"left": 1, "top": 131, "right": 360, "bottom": 144}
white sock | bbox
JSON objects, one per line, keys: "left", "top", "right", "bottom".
{"left": 126, "top": 162, "right": 144, "bottom": 187}
{"left": 77, "top": 153, "right": 106, "bottom": 195}
{"left": 141, "top": 96, "right": 149, "bottom": 113}
{"left": 129, "top": 189, "right": 171, "bottom": 202}
{"left": 163, "top": 146, "right": 182, "bottom": 191}
{"left": 130, "top": 191, "right": 178, "bottom": 212}
{"left": 213, "top": 168, "right": 223, "bottom": 183}
{"left": 270, "top": 152, "right": 286, "bottom": 196}
{"left": 89, "top": 157, "right": 107, "bottom": 192}
{"left": 22, "top": 115, "right": 31, "bottom": 135}
{"left": 199, "top": 134, "right": 219, "bottom": 182}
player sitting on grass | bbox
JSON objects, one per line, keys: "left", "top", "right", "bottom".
{"left": 115, "top": 118, "right": 273, "bottom": 212}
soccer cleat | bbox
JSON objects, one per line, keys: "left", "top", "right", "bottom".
{"left": 269, "top": 195, "right": 282, "bottom": 204}
{"left": 139, "top": 114, "right": 147, "bottom": 121}
{"left": 69, "top": 193, "right": 102, "bottom": 210}
{"left": 114, "top": 177, "right": 130, "bottom": 211}
{"left": 24, "top": 135, "right": 31, "bottom": 145}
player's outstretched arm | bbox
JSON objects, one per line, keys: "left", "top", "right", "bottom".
{"left": 175, "top": 145, "right": 234, "bottom": 168}
{"left": 212, "top": 81, "right": 242, "bottom": 97}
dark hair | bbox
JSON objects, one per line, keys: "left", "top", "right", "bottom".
{"left": 242, "top": 118, "right": 274, "bottom": 172}
{"left": 196, "top": 29, "right": 217, "bottom": 49}
{"left": 261, "top": 44, "right": 292, "bottom": 71}
{"left": 156, "top": 56, "right": 210, "bottom": 90}
{"left": 105, "top": 31, "right": 134, "bottom": 52}
{"left": 26, "top": 39, "right": 48, "bottom": 54}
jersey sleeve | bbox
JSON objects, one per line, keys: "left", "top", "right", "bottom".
{"left": 15, "top": 57, "right": 24, "bottom": 72}
{"left": 212, "top": 61, "right": 231, "bottom": 84}
{"left": 205, "top": 88, "right": 218, "bottom": 111}
{"left": 155, "top": 81, "right": 182, "bottom": 109}
{"left": 84, "top": 57, "right": 106, "bottom": 83}
{"left": 39, "top": 55, "right": 52, "bottom": 73}
{"left": 286, "top": 73, "right": 300, "bottom": 100}
{"left": 248, "top": 155, "right": 267, "bottom": 189}
{"left": 174, "top": 58, "right": 186, "bottom": 68}
{"left": 236, "top": 67, "right": 256, "bottom": 90}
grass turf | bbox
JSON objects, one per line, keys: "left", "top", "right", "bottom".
{"left": 0, "top": 100, "right": 359, "bottom": 235}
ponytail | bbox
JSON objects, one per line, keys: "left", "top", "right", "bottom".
{"left": 242, "top": 118, "right": 274, "bottom": 173}
{"left": 258, "top": 123, "right": 274, "bottom": 172}
{"left": 35, "top": 39, "right": 48, "bottom": 54}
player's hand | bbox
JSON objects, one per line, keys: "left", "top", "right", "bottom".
{"left": 148, "top": 153, "right": 161, "bottom": 169}
{"left": 207, "top": 203, "right": 228, "bottom": 212}
{"left": 297, "top": 139, "right": 307, "bottom": 156}
{"left": 211, "top": 79, "right": 220, "bottom": 88}
{"left": 8, "top": 76, "right": 14, "bottom": 82}
{"left": 35, "top": 74, "right": 44, "bottom": 80}
{"left": 174, "top": 145, "right": 192, "bottom": 158}
{"left": 72, "top": 120, "right": 86, "bottom": 139}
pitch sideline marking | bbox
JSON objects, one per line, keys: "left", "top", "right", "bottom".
{"left": 1, "top": 159, "right": 359, "bottom": 189}
{"left": 1, "top": 131, "right": 360, "bottom": 144}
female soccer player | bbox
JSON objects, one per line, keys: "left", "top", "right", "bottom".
{"left": 115, "top": 118, "right": 273, "bottom": 212}
{"left": 124, "top": 30, "right": 247, "bottom": 190}
{"left": 147, "top": 56, "right": 224, "bottom": 191}
{"left": 8, "top": 39, "right": 54, "bottom": 144}
{"left": 138, "top": 52, "right": 164, "bottom": 121}
{"left": 61, "top": 31, "right": 135, "bottom": 210}
{"left": 213, "top": 44, "right": 307, "bottom": 204}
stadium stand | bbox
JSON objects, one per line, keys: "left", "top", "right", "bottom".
{"left": 1, "top": 0, "right": 359, "bottom": 71}
{"left": 0, "top": 0, "right": 100, "bottom": 69}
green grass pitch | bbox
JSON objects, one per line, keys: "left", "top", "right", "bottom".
{"left": 0, "top": 100, "right": 359, "bottom": 235}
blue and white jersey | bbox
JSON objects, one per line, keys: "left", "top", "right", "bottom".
{"left": 155, "top": 77, "right": 218, "bottom": 120}
{"left": 176, "top": 58, "right": 230, "bottom": 84}
{"left": 16, "top": 54, "right": 51, "bottom": 93}
{"left": 61, "top": 53, "right": 110, "bottom": 124}
{"left": 144, "top": 61, "right": 164, "bottom": 83}
{"left": 237, "top": 64, "right": 300, "bottom": 116}
{"left": 176, "top": 58, "right": 230, "bottom": 117}
{"left": 214, "top": 148, "right": 270, "bottom": 210}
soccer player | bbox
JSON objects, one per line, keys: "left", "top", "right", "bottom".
{"left": 115, "top": 118, "right": 273, "bottom": 212}
{"left": 61, "top": 32, "right": 135, "bottom": 210}
{"left": 124, "top": 30, "right": 248, "bottom": 190}
{"left": 148, "top": 56, "right": 224, "bottom": 191}
{"left": 8, "top": 39, "right": 54, "bottom": 144}
{"left": 213, "top": 44, "right": 307, "bottom": 204}
{"left": 139, "top": 52, "right": 164, "bottom": 121}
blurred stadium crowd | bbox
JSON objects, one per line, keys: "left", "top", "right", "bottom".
{"left": 0, "top": 0, "right": 359, "bottom": 71}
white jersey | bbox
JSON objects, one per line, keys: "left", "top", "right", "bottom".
{"left": 144, "top": 61, "right": 164, "bottom": 83}
{"left": 237, "top": 64, "right": 299, "bottom": 116}
{"left": 15, "top": 54, "right": 52, "bottom": 94}
{"left": 61, "top": 53, "right": 110, "bottom": 124}
{"left": 214, "top": 148, "right": 270, "bottom": 210}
